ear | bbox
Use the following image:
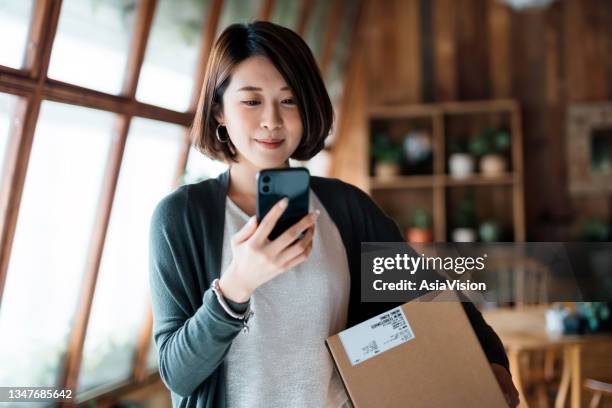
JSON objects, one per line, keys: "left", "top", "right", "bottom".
{"left": 212, "top": 104, "right": 224, "bottom": 125}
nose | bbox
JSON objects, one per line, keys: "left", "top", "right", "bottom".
{"left": 260, "top": 103, "right": 283, "bottom": 131}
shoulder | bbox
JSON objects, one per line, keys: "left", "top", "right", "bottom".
{"left": 311, "top": 175, "right": 377, "bottom": 209}
{"left": 151, "top": 177, "right": 223, "bottom": 226}
{"left": 150, "top": 185, "right": 191, "bottom": 233}
{"left": 311, "top": 175, "right": 369, "bottom": 200}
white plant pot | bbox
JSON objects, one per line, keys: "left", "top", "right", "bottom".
{"left": 452, "top": 228, "right": 477, "bottom": 243}
{"left": 375, "top": 162, "right": 400, "bottom": 179}
{"left": 480, "top": 154, "right": 507, "bottom": 177}
{"left": 449, "top": 153, "right": 475, "bottom": 179}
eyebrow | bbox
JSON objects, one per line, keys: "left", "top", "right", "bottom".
{"left": 235, "top": 86, "right": 291, "bottom": 92}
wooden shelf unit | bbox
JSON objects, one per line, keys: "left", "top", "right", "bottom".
{"left": 367, "top": 99, "right": 525, "bottom": 242}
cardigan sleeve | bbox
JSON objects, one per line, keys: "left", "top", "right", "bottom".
{"left": 149, "top": 189, "right": 247, "bottom": 397}
{"left": 344, "top": 181, "right": 510, "bottom": 372}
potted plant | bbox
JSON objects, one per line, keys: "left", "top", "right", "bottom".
{"left": 406, "top": 207, "right": 433, "bottom": 243}
{"left": 562, "top": 302, "right": 612, "bottom": 335}
{"left": 478, "top": 219, "right": 502, "bottom": 242}
{"left": 371, "top": 133, "right": 402, "bottom": 179}
{"left": 452, "top": 197, "right": 478, "bottom": 242}
{"left": 448, "top": 140, "right": 475, "bottom": 179}
{"left": 469, "top": 128, "right": 511, "bottom": 177}
{"left": 580, "top": 218, "right": 611, "bottom": 241}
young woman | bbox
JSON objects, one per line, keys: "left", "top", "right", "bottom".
{"left": 149, "top": 21, "right": 519, "bottom": 408}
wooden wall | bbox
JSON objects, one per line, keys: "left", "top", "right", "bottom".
{"left": 332, "top": 0, "right": 612, "bottom": 241}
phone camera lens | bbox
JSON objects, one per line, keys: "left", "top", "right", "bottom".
{"left": 262, "top": 176, "right": 270, "bottom": 183}
{"left": 262, "top": 185, "right": 270, "bottom": 193}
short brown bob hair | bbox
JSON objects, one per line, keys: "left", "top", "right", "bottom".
{"left": 191, "top": 20, "right": 334, "bottom": 163}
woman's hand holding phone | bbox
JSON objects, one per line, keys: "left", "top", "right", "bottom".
{"left": 218, "top": 197, "right": 320, "bottom": 303}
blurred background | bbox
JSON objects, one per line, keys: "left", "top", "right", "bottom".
{"left": 0, "top": 0, "right": 610, "bottom": 407}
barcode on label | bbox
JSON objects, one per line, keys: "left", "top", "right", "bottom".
{"left": 338, "top": 306, "right": 415, "bottom": 366}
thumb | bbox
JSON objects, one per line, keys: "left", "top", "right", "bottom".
{"left": 232, "top": 216, "right": 258, "bottom": 244}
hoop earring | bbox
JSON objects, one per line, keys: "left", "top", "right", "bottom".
{"left": 216, "top": 124, "right": 229, "bottom": 143}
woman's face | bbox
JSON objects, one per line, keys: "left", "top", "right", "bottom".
{"left": 216, "top": 55, "right": 303, "bottom": 169}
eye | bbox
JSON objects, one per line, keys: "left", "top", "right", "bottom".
{"left": 282, "top": 98, "right": 296, "bottom": 105}
{"left": 241, "top": 100, "right": 260, "bottom": 106}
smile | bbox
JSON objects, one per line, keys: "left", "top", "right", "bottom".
{"left": 254, "top": 139, "right": 284, "bottom": 149}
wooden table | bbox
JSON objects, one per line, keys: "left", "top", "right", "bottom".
{"left": 482, "top": 306, "right": 612, "bottom": 408}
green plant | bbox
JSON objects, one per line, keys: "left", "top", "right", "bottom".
{"left": 580, "top": 218, "right": 611, "bottom": 241}
{"left": 454, "top": 197, "right": 477, "bottom": 229}
{"left": 479, "top": 219, "right": 501, "bottom": 242}
{"left": 576, "top": 302, "right": 611, "bottom": 332}
{"left": 469, "top": 128, "right": 511, "bottom": 156}
{"left": 371, "top": 133, "right": 403, "bottom": 164}
{"left": 411, "top": 207, "right": 431, "bottom": 229}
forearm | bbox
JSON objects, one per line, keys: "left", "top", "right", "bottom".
{"left": 155, "top": 288, "right": 247, "bottom": 397}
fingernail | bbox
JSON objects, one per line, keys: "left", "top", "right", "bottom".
{"left": 279, "top": 197, "right": 289, "bottom": 208}
{"left": 312, "top": 209, "right": 320, "bottom": 219}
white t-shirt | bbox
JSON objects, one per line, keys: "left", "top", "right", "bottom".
{"left": 221, "top": 189, "right": 352, "bottom": 408}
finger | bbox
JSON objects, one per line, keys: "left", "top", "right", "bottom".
{"left": 281, "top": 241, "right": 313, "bottom": 270}
{"left": 231, "top": 216, "right": 257, "bottom": 245}
{"left": 269, "top": 210, "right": 319, "bottom": 254}
{"left": 252, "top": 197, "right": 288, "bottom": 243}
{"left": 277, "top": 227, "right": 314, "bottom": 267}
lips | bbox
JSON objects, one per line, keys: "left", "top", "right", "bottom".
{"left": 254, "top": 139, "right": 284, "bottom": 149}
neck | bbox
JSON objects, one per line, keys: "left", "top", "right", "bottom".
{"left": 228, "top": 158, "right": 290, "bottom": 198}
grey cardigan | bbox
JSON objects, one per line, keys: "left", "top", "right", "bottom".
{"left": 149, "top": 168, "right": 509, "bottom": 408}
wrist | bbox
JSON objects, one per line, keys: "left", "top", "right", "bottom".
{"left": 219, "top": 266, "right": 252, "bottom": 303}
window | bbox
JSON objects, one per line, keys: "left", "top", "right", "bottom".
{"left": 326, "top": 1, "right": 360, "bottom": 107}
{"left": 0, "top": 101, "right": 115, "bottom": 387}
{"left": 216, "top": 0, "right": 262, "bottom": 35}
{"left": 136, "top": 0, "right": 212, "bottom": 111}
{"left": 0, "top": 0, "right": 357, "bottom": 399}
{"left": 78, "top": 118, "right": 183, "bottom": 391}
{"left": 0, "top": 93, "right": 20, "bottom": 174}
{"left": 269, "top": 0, "right": 300, "bottom": 31}
{"left": 0, "top": 0, "right": 34, "bottom": 69}
{"left": 183, "top": 145, "right": 228, "bottom": 184}
{"left": 302, "top": 0, "right": 334, "bottom": 62}
{"left": 146, "top": 335, "right": 159, "bottom": 372}
{"left": 48, "top": 0, "right": 137, "bottom": 94}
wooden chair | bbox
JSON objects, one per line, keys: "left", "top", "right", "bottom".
{"left": 584, "top": 379, "right": 612, "bottom": 408}
{"left": 470, "top": 252, "right": 559, "bottom": 408}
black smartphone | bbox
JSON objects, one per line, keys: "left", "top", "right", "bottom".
{"left": 256, "top": 168, "right": 310, "bottom": 240}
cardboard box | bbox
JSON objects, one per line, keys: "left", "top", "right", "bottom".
{"left": 325, "top": 291, "right": 508, "bottom": 407}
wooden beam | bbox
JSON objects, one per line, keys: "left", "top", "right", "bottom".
{"left": 188, "top": 0, "right": 224, "bottom": 111}
{"left": 396, "top": 0, "right": 421, "bottom": 103}
{"left": 122, "top": 0, "right": 158, "bottom": 98}
{"left": 0, "top": 0, "right": 61, "bottom": 311}
{"left": 259, "top": 0, "right": 275, "bottom": 21}
{"left": 456, "top": 0, "right": 490, "bottom": 100}
{"left": 433, "top": 0, "right": 457, "bottom": 101}
{"left": 0, "top": 72, "right": 193, "bottom": 125}
{"left": 328, "top": 0, "right": 367, "bottom": 185}
{"left": 57, "top": 1, "right": 157, "bottom": 403}
{"left": 319, "top": 0, "right": 345, "bottom": 78}
{"left": 296, "top": 0, "right": 313, "bottom": 37}
{"left": 0, "top": 69, "right": 37, "bottom": 96}
{"left": 488, "top": 0, "right": 511, "bottom": 98}
{"left": 564, "top": 0, "right": 586, "bottom": 102}
{"left": 44, "top": 79, "right": 192, "bottom": 125}
{"left": 132, "top": 306, "right": 155, "bottom": 383}
{"left": 23, "top": 0, "right": 54, "bottom": 76}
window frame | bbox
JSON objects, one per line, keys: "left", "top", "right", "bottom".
{"left": 0, "top": 0, "right": 361, "bottom": 403}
